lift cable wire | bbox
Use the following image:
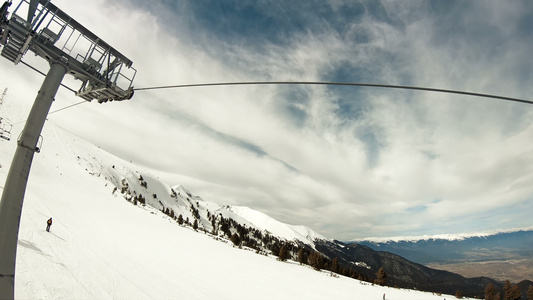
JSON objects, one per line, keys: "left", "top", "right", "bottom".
{"left": 13, "top": 99, "right": 85, "bottom": 124}
{"left": 21, "top": 60, "right": 533, "bottom": 107}
{"left": 48, "top": 101, "right": 86, "bottom": 114}
{"left": 134, "top": 81, "right": 533, "bottom": 105}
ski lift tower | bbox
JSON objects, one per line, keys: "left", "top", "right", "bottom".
{"left": 0, "top": 0, "right": 136, "bottom": 297}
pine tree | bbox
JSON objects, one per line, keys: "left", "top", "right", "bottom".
{"left": 330, "top": 257, "right": 340, "bottom": 274}
{"left": 230, "top": 233, "right": 240, "bottom": 246}
{"left": 193, "top": 219, "right": 198, "bottom": 231}
{"left": 485, "top": 283, "right": 497, "bottom": 300}
{"left": 211, "top": 217, "right": 216, "bottom": 232}
{"left": 278, "top": 244, "right": 289, "bottom": 262}
{"left": 270, "top": 242, "right": 280, "bottom": 257}
{"left": 503, "top": 280, "right": 522, "bottom": 300}
{"left": 308, "top": 252, "right": 324, "bottom": 270}
{"left": 297, "top": 248, "right": 307, "bottom": 265}
{"left": 503, "top": 280, "right": 512, "bottom": 300}
{"left": 511, "top": 285, "right": 521, "bottom": 300}
{"left": 177, "top": 214, "right": 183, "bottom": 225}
{"left": 375, "top": 267, "right": 387, "bottom": 286}
{"left": 527, "top": 285, "right": 533, "bottom": 300}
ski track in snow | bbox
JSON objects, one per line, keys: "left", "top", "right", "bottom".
{"left": 0, "top": 98, "right": 467, "bottom": 299}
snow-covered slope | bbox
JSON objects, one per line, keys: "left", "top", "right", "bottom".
{"left": 0, "top": 97, "right": 462, "bottom": 299}
{"left": 57, "top": 117, "right": 325, "bottom": 247}
{"left": 227, "top": 205, "right": 326, "bottom": 244}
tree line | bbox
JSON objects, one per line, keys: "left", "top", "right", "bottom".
{"left": 484, "top": 281, "right": 533, "bottom": 300}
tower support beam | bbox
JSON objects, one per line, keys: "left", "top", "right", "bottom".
{"left": 0, "top": 62, "right": 67, "bottom": 299}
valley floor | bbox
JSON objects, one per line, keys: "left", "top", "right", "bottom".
{"left": 427, "top": 260, "right": 533, "bottom": 283}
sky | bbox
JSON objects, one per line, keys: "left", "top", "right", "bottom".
{"left": 1, "top": 0, "right": 533, "bottom": 241}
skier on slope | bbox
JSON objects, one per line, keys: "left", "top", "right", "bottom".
{"left": 46, "top": 218, "right": 52, "bottom": 232}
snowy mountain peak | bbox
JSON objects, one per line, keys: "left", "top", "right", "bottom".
{"left": 172, "top": 184, "right": 197, "bottom": 200}
{"left": 355, "top": 226, "right": 533, "bottom": 243}
{"left": 226, "top": 205, "right": 327, "bottom": 245}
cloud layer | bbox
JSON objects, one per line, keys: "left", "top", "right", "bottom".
{"left": 1, "top": 0, "right": 532, "bottom": 240}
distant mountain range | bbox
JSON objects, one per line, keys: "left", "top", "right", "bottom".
{"left": 353, "top": 230, "right": 533, "bottom": 265}
{"left": 315, "top": 239, "right": 501, "bottom": 297}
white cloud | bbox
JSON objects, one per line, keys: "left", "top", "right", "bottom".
{"left": 1, "top": 0, "right": 532, "bottom": 240}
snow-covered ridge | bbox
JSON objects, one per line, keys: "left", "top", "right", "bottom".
{"left": 355, "top": 226, "right": 533, "bottom": 243}
{"left": 227, "top": 205, "right": 327, "bottom": 245}
{"left": 54, "top": 117, "right": 326, "bottom": 247}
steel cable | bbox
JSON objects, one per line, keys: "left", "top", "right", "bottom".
{"left": 133, "top": 81, "right": 533, "bottom": 105}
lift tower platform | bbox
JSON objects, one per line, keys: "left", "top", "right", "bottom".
{"left": 0, "top": 1, "right": 136, "bottom": 297}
